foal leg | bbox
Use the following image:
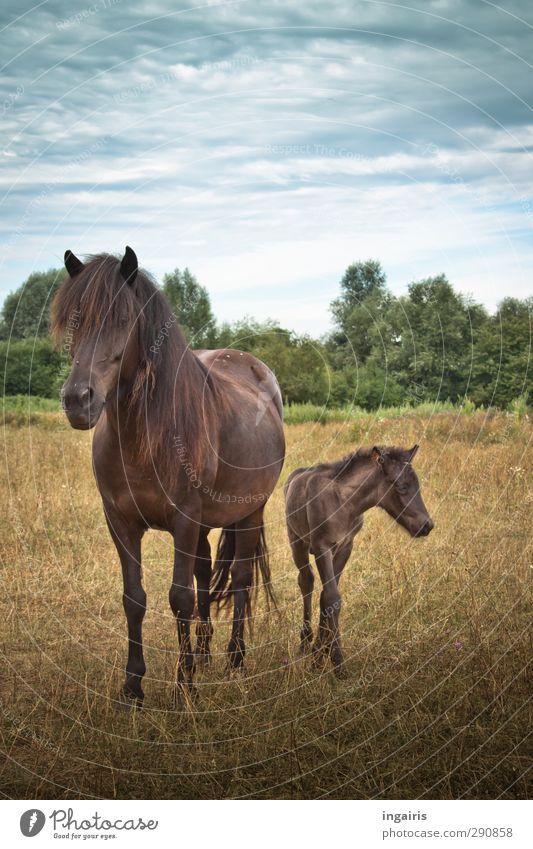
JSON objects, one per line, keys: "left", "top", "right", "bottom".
{"left": 227, "top": 508, "right": 263, "bottom": 671}
{"left": 289, "top": 534, "right": 314, "bottom": 652}
{"left": 329, "top": 541, "right": 353, "bottom": 678}
{"left": 194, "top": 528, "right": 213, "bottom": 665}
{"left": 105, "top": 514, "right": 146, "bottom": 708}
{"left": 312, "top": 545, "right": 341, "bottom": 671}
{"left": 169, "top": 512, "right": 200, "bottom": 706}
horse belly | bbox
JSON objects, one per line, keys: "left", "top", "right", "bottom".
{"left": 200, "top": 462, "right": 283, "bottom": 527}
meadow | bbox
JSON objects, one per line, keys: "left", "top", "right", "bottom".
{"left": 0, "top": 407, "right": 531, "bottom": 799}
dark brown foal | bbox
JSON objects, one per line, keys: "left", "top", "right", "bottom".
{"left": 284, "top": 445, "right": 434, "bottom": 677}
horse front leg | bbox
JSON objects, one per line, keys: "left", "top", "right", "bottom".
{"left": 169, "top": 511, "right": 200, "bottom": 706}
{"left": 105, "top": 513, "right": 146, "bottom": 709}
{"left": 194, "top": 528, "right": 213, "bottom": 665}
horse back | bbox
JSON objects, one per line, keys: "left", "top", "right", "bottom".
{"left": 195, "top": 348, "right": 283, "bottom": 421}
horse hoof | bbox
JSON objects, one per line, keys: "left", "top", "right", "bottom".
{"left": 333, "top": 663, "right": 348, "bottom": 680}
{"left": 171, "top": 684, "right": 197, "bottom": 710}
{"left": 115, "top": 690, "right": 143, "bottom": 712}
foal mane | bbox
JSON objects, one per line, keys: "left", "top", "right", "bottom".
{"left": 310, "top": 447, "right": 409, "bottom": 480}
{"left": 51, "top": 253, "right": 221, "bottom": 489}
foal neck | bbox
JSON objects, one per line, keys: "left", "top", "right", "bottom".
{"left": 342, "top": 459, "right": 381, "bottom": 514}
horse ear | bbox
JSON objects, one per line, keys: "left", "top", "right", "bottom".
{"left": 64, "top": 250, "right": 84, "bottom": 278}
{"left": 408, "top": 444, "right": 419, "bottom": 462}
{"left": 120, "top": 246, "right": 138, "bottom": 285}
{"left": 372, "top": 446, "right": 384, "bottom": 465}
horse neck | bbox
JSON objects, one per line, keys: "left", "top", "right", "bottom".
{"left": 101, "top": 380, "right": 139, "bottom": 445}
{"left": 119, "top": 342, "right": 216, "bottom": 468}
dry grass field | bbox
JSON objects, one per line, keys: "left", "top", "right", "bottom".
{"left": 0, "top": 410, "right": 531, "bottom": 799}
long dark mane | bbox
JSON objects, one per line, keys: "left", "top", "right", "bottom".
{"left": 51, "top": 253, "right": 221, "bottom": 489}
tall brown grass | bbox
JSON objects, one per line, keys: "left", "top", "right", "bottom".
{"left": 0, "top": 410, "right": 531, "bottom": 799}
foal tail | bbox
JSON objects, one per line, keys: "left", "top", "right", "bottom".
{"left": 209, "top": 523, "right": 276, "bottom": 617}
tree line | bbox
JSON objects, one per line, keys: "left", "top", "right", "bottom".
{"left": 0, "top": 260, "right": 530, "bottom": 409}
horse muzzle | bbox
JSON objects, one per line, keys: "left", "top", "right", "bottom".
{"left": 61, "top": 383, "right": 105, "bottom": 430}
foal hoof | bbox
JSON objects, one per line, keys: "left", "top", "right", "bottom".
{"left": 311, "top": 652, "right": 326, "bottom": 671}
{"left": 299, "top": 639, "right": 313, "bottom": 655}
{"left": 194, "top": 650, "right": 212, "bottom": 667}
{"left": 224, "top": 662, "right": 245, "bottom": 680}
{"left": 115, "top": 689, "right": 143, "bottom": 712}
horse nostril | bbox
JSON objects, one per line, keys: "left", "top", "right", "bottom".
{"left": 80, "top": 386, "right": 94, "bottom": 405}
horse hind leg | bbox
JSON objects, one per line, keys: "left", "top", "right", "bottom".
{"left": 289, "top": 535, "right": 314, "bottom": 652}
{"left": 194, "top": 528, "right": 213, "bottom": 665}
{"left": 227, "top": 508, "right": 265, "bottom": 671}
{"left": 169, "top": 514, "right": 200, "bottom": 707}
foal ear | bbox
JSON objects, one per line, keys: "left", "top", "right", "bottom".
{"left": 372, "top": 446, "right": 384, "bottom": 465}
{"left": 407, "top": 444, "right": 419, "bottom": 462}
{"left": 64, "top": 250, "right": 84, "bottom": 278}
{"left": 120, "top": 246, "right": 138, "bottom": 285}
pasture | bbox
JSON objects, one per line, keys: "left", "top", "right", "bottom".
{"left": 0, "top": 408, "right": 531, "bottom": 799}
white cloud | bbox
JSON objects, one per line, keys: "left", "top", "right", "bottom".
{"left": 0, "top": 0, "right": 532, "bottom": 330}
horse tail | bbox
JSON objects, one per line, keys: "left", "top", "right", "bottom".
{"left": 209, "top": 524, "right": 236, "bottom": 608}
{"left": 252, "top": 525, "right": 277, "bottom": 615}
{"left": 209, "top": 523, "right": 276, "bottom": 618}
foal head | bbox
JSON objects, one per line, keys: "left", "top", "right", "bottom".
{"left": 51, "top": 247, "right": 143, "bottom": 429}
{"left": 372, "top": 445, "right": 434, "bottom": 537}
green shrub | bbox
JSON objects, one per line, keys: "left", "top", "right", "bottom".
{"left": 508, "top": 394, "right": 529, "bottom": 420}
{"left": 0, "top": 339, "right": 62, "bottom": 397}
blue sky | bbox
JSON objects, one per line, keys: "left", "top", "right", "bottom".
{"left": 1, "top": 0, "right": 532, "bottom": 334}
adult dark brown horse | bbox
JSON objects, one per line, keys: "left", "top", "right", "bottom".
{"left": 284, "top": 445, "right": 434, "bottom": 677}
{"left": 52, "top": 248, "right": 285, "bottom": 707}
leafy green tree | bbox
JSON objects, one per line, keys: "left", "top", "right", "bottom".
{"left": 330, "top": 260, "right": 392, "bottom": 366}
{"left": 0, "top": 268, "right": 66, "bottom": 340}
{"left": 470, "top": 297, "right": 532, "bottom": 407}
{"left": 162, "top": 268, "right": 216, "bottom": 346}
{"left": 0, "top": 338, "right": 62, "bottom": 396}
{"left": 385, "top": 275, "right": 488, "bottom": 402}
{"left": 331, "top": 260, "right": 387, "bottom": 323}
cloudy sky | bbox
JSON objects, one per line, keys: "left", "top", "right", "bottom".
{"left": 1, "top": 0, "right": 532, "bottom": 334}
